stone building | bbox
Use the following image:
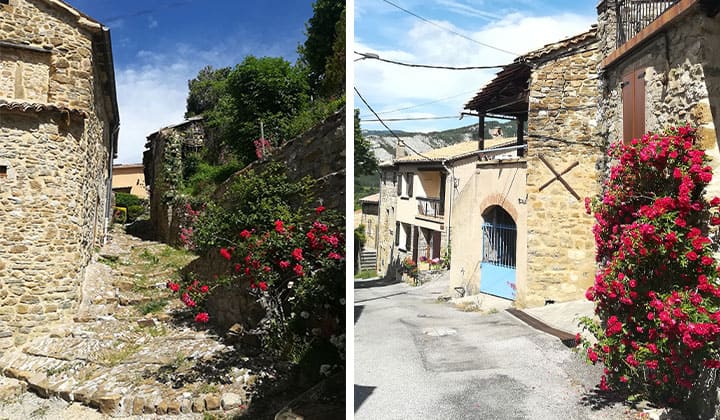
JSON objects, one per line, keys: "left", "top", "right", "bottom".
{"left": 0, "top": 0, "right": 119, "bottom": 336}
{"left": 143, "top": 116, "right": 205, "bottom": 245}
{"left": 596, "top": 0, "right": 720, "bottom": 195}
{"left": 374, "top": 28, "right": 601, "bottom": 306}
{"left": 457, "top": 28, "right": 601, "bottom": 306}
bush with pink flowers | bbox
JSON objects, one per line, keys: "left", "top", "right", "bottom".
{"left": 580, "top": 125, "right": 720, "bottom": 404}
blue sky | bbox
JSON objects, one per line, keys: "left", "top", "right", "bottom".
{"left": 64, "top": 0, "right": 315, "bottom": 163}
{"left": 354, "top": 0, "right": 597, "bottom": 133}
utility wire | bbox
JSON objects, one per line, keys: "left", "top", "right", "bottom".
{"left": 381, "top": 0, "right": 518, "bottom": 56}
{"left": 363, "top": 116, "right": 459, "bottom": 122}
{"left": 363, "top": 89, "right": 481, "bottom": 117}
{"left": 354, "top": 51, "right": 507, "bottom": 70}
{"left": 354, "top": 86, "right": 433, "bottom": 160}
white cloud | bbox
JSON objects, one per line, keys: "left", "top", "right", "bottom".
{"left": 113, "top": 37, "right": 297, "bottom": 164}
{"left": 148, "top": 17, "right": 158, "bottom": 29}
{"left": 355, "top": 11, "right": 596, "bottom": 132}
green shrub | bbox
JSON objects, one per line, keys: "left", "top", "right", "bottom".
{"left": 115, "top": 192, "right": 144, "bottom": 208}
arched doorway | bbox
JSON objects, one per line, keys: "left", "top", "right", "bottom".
{"left": 480, "top": 205, "right": 517, "bottom": 300}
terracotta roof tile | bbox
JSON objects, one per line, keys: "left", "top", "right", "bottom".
{"left": 0, "top": 100, "right": 87, "bottom": 119}
{"left": 395, "top": 138, "right": 515, "bottom": 163}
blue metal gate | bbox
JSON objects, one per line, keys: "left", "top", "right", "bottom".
{"left": 480, "top": 221, "right": 517, "bottom": 300}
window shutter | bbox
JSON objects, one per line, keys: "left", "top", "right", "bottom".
{"left": 622, "top": 68, "right": 646, "bottom": 144}
{"left": 432, "top": 231, "right": 441, "bottom": 259}
{"left": 407, "top": 173, "right": 413, "bottom": 197}
{"left": 396, "top": 173, "right": 402, "bottom": 195}
{"left": 395, "top": 222, "right": 400, "bottom": 246}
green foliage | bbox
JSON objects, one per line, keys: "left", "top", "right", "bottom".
{"left": 185, "top": 66, "right": 231, "bottom": 118}
{"left": 115, "top": 192, "right": 144, "bottom": 208}
{"left": 113, "top": 207, "right": 127, "bottom": 224}
{"left": 179, "top": 160, "right": 243, "bottom": 199}
{"left": 218, "top": 56, "right": 310, "bottom": 164}
{"left": 354, "top": 224, "right": 366, "bottom": 249}
{"left": 138, "top": 299, "right": 167, "bottom": 315}
{"left": 191, "top": 163, "right": 315, "bottom": 252}
{"left": 355, "top": 109, "right": 378, "bottom": 177}
{"left": 355, "top": 270, "right": 377, "bottom": 279}
{"left": 298, "top": 0, "right": 345, "bottom": 95}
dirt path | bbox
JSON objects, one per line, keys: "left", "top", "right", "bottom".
{"left": 0, "top": 227, "right": 265, "bottom": 418}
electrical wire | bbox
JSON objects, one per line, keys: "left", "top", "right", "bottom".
{"left": 354, "top": 86, "right": 433, "bottom": 160}
{"left": 362, "top": 116, "right": 459, "bottom": 122}
{"left": 354, "top": 51, "right": 507, "bottom": 70}
{"left": 381, "top": 0, "right": 518, "bottom": 56}
{"left": 362, "top": 89, "right": 481, "bottom": 117}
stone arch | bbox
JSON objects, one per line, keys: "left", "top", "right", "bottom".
{"left": 478, "top": 192, "right": 519, "bottom": 224}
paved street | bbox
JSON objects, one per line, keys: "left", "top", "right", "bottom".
{"left": 354, "top": 277, "right": 637, "bottom": 420}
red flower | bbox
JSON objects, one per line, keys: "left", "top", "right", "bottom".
{"left": 291, "top": 248, "right": 304, "bottom": 261}
{"left": 293, "top": 264, "right": 304, "bottom": 277}
{"left": 220, "top": 248, "right": 232, "bottom": 260}
{"left": 240, "top": 229, "right": 252, "bottom": 239}
{"left": 274, "top": 220, "right": 285, "bottom": 234}
{"left": 587, "top": 347, "right": 599, "bottom": 363}
{"left": 686, "top": 251, "right": 698, "bottom": 261}
{"left": 200, "top": 285, "right": 209, "bottom": 293}
{"left": 328, "top": 252, "right": 343, "bottom": 260}
{"left": 315, "top": 205, "right": 326, "bottom": 214}
{"left": 167, "top": 282, "right": 180, "bottom": 292}
{"left": 258, "top": 281, "right": 268, "bottom": 291}
{"left": 195, "top": 312, "right": 209, "bottom": 323}
{"left": 701, "top": 256, "right": 715, "bottom": 266}
{"left": 279, "top": 260, "right": 290, "bottom": 269}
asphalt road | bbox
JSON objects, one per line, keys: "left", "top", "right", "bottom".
{"left": 354, "top": 277, "right": 637, "bottom": 420}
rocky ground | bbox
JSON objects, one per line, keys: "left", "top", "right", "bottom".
{"left": 0, "top": 226, "right": 271, "bottom": 418}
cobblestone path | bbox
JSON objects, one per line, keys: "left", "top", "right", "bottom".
{"left": 0, "top": 227, "right": 267, "bottom": 418}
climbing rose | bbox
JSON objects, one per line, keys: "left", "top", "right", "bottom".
{"left": 328, "top": 252, "right": 343, "bottom": 260}
{"left": 194, "top": 312, "right": 209, "bottom": 323}
{"left": 167, "top": 282, "right": 180, "bottom": 292}
{"left": 315, "top": 205, "right": 326, "bottom": 214}
{"left": 274, "top": 220, "right": 285, "bottom": 234}
{"left": 240, "top": 229, "right": 252, "bottom": 240}
{"left": 258, "top": 281, "right": 268, "bottom": 291}
{"left": 293, "top": 264, "right": 304, "bottom": 276}
{"left": 220, "top": 248, "right": 232, "bottom": 260}
{"left": 291, "top": 248, "right": 304, "bottom": 261}
{"left": 199, "top": 285, "right": 209, "bottom": 293}
{"left": 279, "top": 260, "right": 290, "bottom": 269}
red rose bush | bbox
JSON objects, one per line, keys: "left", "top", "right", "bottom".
{"left": 581, "top": 125, "right": 720, "bottom": 404}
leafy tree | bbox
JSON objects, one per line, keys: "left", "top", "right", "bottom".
{"left": 354, "top": 109, "right": 377, "bottom": 176}
{"left": 185, "top": 66, "right": 231, "bottom": 118}
{"left": 298, "top": 0, "right": 345, "bottom": 94}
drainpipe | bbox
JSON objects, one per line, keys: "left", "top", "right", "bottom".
{"left": 440, "top": 160, "right": 454, "bottom": 254}
{"left": 105, "top": 124, "right": 120, "bottom": 244}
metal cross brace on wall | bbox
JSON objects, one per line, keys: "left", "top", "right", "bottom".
{"left": 538, "top": 155, "right": 581, "bottom": 201}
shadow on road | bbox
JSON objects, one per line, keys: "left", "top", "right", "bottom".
{"left": 354, "top": 384, "right": 376, "bottom": 412}
{"left": 355, "top": 291, "right": 407, "bottom": 304}
{"left": 354, "top": 275, "right": 402, "bottom": 289}
{"left": 354, "top": 305, "right": 364, "bottom": 324}
{"left": 580, "top": 387, "right": 631, "bottom": 411}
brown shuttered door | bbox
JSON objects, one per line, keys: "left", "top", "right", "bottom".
{"left": 432, "top": 231, "right": 441, "bottom": 259}
{"left": 622, "top": 68, "right": 646, "bottom": 144}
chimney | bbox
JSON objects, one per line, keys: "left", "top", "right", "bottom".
{"left": 395, "top": 140, "right": 407, "bottom": 159}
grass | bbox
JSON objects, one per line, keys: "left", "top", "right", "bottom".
{"left": 136, "top": 324, "right": 169, "bottom": 337}
{"left": 196, "top": 383, "right": 220, "bottom": 395}
{"left": 355, "top": 270, "right": 377, "bottom": 279}
{"left": 137, "top": 299, "right": 167, "bottom": 315}
{"left": 98, "top": 342, "right": 141, "bottom": 367}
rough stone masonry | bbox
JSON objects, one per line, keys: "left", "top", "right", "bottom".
{"left": 0, "top": 0, "right": 119, "bottom": 341}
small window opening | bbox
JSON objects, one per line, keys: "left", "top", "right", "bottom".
{"left": 0, "top": 1, "right": 9, "bottom": 5}
{"left": 0, "top": 166, "right": 7, "bottom": 178}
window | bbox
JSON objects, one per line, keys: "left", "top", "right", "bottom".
{"left": 0, "top": 1, "right": 8, "bottom": 5}
{"left": 622, "top": 67, "right": 646, "bottom": 144}
{"left": 395, "top": 221, "right": 400, "bottom": 246}
{"left": 398, "top": 223, "right": 411, "bottom": 251}
{"left": 0, "top": 166, "right": 6, "bottom": 178}
{"left": 398, "top": 172, "right": 414, "bottom": 197}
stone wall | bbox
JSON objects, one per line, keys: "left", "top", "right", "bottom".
{"left": 0, "top": 0, "right": 115, "bottom": 338}
{"left": 523, "top": 35, "right": 604, "bottom": 307}
{"left": 144, "top": 118, "right": 206, "bottom": 245}
{"left": 376, "top": 165, "right": 398, "bottom": 277}
{"left": 597, "top": 4, "right": 720, "bottom": 198}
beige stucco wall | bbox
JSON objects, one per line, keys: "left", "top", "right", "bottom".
{"left": 0, "top": 0, "right": 114, "bottom": 337}
{"left": 112, "top": 165, "right": 148, "bottom": 199}
{"left": 449, "top": 160, "right": 528, "bottom": 296}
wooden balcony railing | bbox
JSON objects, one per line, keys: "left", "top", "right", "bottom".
{"left": 417, "top": 197, "right": 444, "bottom": 219}
{"left": 616, "top": 0, "right": 679, "bottom": 47}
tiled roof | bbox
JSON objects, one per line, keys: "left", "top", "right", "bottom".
{"left": 359, "top": 193, "right": 380, "bottom": 203}
{"left": 395, "top": 138, "right": 515, "bottom": 163}
{"left": 519, "top": 26, "right": 597, "bottom": 62}
{"left": 0, "top": 100, "right": 87, "bottom": 119}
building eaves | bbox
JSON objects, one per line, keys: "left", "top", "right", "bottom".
{"left": 394, "top": 138, "right": 515, "bottom": 164}
{"left": 146, "top": 116, "right": 204, "bottom": 139}
{"left": 0, "top": 99, "right": 87, "bottom": 119}
{"left": 359, "top": 193, "right": 380, "bottom": 204}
